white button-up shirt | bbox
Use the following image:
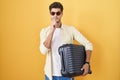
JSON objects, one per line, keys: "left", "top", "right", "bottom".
{"left": 40, "top": 24, "right": 93, "bottom": 80}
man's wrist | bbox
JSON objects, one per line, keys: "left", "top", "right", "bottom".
{"left": 85, "top": 61, "right": 90, "bottom": 65}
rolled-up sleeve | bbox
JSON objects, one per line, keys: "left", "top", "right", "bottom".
{"left": 40, "top": 28, "right": 50, "bottom": 55}
{"left": 71, "top": 27, "right": 93, "bottom": 51}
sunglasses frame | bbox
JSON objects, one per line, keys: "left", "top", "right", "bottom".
{"left": 50, "top": 11, "right": 61, "bottom": 16}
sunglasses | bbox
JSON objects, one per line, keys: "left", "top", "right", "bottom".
{"left": 50, "top": 11, "right": 61, "bottom": 16}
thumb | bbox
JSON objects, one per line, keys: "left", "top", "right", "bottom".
{"left": 81, "top": 67, "right": 84, "bottom": 70}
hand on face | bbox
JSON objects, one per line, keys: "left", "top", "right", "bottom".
{"left": 51, "top": 18, "right": 59, "bottom": 27}
{"left": 50, "top": 18, "right": 57, "bottom": 32}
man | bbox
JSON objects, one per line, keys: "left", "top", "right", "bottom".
{"left": 40, "top": 2, "right": 93, "bottom": 80}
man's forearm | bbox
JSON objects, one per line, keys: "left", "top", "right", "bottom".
{"left": 43, "top": 30, "right": 55, "bottom": 49}
{"left": 85, "top": 50, "right": 92, "bottom": 62}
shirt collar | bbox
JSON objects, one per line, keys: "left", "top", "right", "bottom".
{"left": 48, "top": 24, "right": 65, "bottom": 30}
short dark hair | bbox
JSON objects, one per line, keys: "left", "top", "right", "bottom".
{"left": 49, "top": 2, "right": 63, "bottom": 12}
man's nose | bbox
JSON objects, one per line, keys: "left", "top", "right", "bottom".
{"left": 54, "top": 14, "right": 57, "bottom": 17}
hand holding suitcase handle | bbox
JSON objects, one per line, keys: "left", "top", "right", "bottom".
{"left": 84, "top": 62, "right": 92, "bottom": 74}
{"left": 81, "top": 62, "right": 92, "bottom": 75}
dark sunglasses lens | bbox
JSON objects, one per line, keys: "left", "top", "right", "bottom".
{"left": 51, "top": 12, "right": 55, "bottom": 15}
{"left": 56, "top": 12, "right": 61, "bottom": 15}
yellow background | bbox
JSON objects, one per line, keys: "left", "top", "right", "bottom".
{"left": 0, "top": 0, "right": 120, "bottom": 80}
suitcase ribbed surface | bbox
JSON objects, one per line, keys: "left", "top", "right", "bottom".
{"left": 58, "top": 44, "right": 86, "bottom": 77}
